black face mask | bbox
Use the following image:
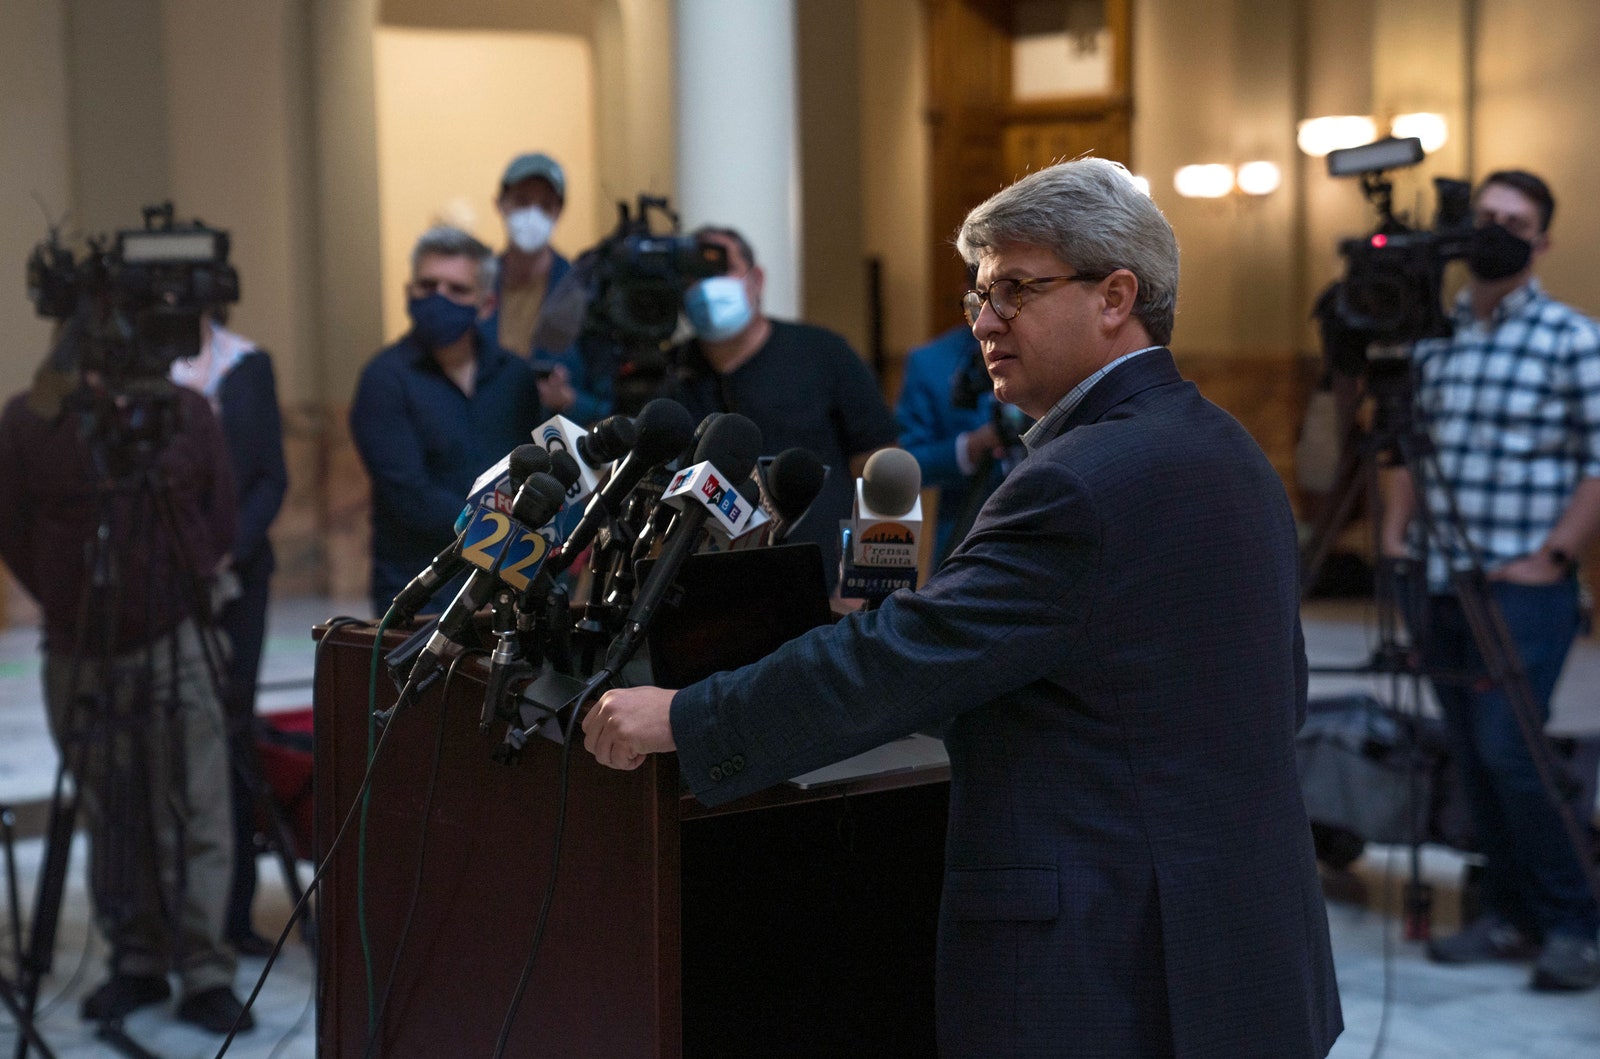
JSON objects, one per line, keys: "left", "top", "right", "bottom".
{"left": 1467, "top": 223, "right": 1534, "bottom": 281}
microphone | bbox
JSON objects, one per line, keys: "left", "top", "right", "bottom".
{"left": 577, "top": 414, "right": 637, "bottom": 468}
{"left": 760, "top": 447, "right": 827, "bottom": 544}
{"left": 532, "top": 413, "right": 637, "bottom": 509}
{"left": 684, "top": 412, "right": 722, "bottom": 464}
{"left": 386, "top": 445, "right": 551, "bottom": 625}
{"left": 698, "top": 475, "right": 771, "bottom": 552}
{"left": 545, "top": 449, "right": 582, "bottom": 497}
{"left": 479, "top": 468, "right": 582, "bottom": 731}
{"left": 548, "top": 398, "right": 695, "bottom": 573}
{"left": 604, "top": 414, "right": 764, "bottom": 671}
{"left": 386, "top": 471, "right": 571, "bottom": 720}
{"left": 839, "top": 447, "right": 923, "bottom": 607}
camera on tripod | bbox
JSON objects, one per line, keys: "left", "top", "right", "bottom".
{"left": 1315, "top": 136, "right": 1473, "bottom": 376}
{"left": 27, "top": 201, "right": 239, "bottom": 382}
{"left": 567, "top": 193, "right": 728, "bottom": 414}
{"left": 585, "top": 194, "right": 727, "bottom": 346}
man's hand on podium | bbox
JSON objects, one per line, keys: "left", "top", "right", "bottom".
{"left": 583, "top": 686, "right": 678, "bottom": 770}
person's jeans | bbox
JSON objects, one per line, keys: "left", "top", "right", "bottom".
{"left": 1425, "top": 579, "right": 1598, "bottom": 939}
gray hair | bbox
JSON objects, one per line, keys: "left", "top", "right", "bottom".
{"left": 956, "top": 158, "right": 1179, "bottom": 346}
{"left": 411, "top": 224, "right": 498, "bottom": 295}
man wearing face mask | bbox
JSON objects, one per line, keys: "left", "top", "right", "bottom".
{"left": 1381, "top": 170, "right": 1600, "bottom": 991}
{"left": 480, "top": 151, "right": 605, "bottom": 424}
{"left": 666, "top": 226, "right": 898, "bottom": 591}
{"left": 351, "top": 225, "right": 543, "bottom": 617}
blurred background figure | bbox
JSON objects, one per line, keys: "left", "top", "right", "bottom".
{"left": 895, "top": 323, "right": 1024, "bottom": 566}
{"left": 171, "top": 307, "right": 288, "bottom": 957}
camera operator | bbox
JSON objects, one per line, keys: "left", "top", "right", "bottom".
{"left": 351, "top": 224, "right": 544, "bottom": 618}
{"left": 662, "top": 225, "right": 898, "bottom": 591}
{"left": 0, "top": 351, "right": 254, "bottom": 1032}
{"left": 1380, "top": 170, "right": 1600, "bottom": 990}
{"left": 171, "top": 305, "right": 288, "bottom": 957}
{"left": 894, "top": 323, "right": 1021, "bottom": 564}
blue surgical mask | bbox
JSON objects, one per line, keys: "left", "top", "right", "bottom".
{"left": 407, "top": 292, "right": 479, "bottom": 349}
{"left": 684, "top": 276, "right": 753, "bottom": 342}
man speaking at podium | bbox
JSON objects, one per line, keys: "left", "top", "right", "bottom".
{"left": 586, "top": 158, "right": 1342, "bottom": 1057}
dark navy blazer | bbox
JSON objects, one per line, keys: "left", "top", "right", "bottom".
{"left": 672, "top": 349, "right": 1343, "bottom": 1057}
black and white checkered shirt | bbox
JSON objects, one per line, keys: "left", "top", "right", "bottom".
{"left": 1412, "top": 278, "right": 1600, "bottom": 589}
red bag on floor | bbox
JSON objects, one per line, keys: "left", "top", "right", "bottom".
{"left": 253, "top": 707, "right": 315, "bottom": 861}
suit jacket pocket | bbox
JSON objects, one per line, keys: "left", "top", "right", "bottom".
{"left": 944, "top": 865, "right": 1059, "bottom": 922}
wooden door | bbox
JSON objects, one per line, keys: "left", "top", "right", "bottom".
{"left": 927, "top": 0, "right": 1134, "bottom": 334}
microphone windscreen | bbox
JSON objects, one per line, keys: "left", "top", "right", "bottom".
{"left": 547, "top": 449, "right": 582, "bottom": 490}
{"left": 631, "top": 398, "right": 697, "bottom": 467}
{"left": 512, "top": 472, "right": 569, "bottom": 528}
{"left": 507, "top": 444, "right": 551, "bottom": 490}
{"left": 861, "top": 448, "right": 921, "bottom": 517}
{"left": 695, "top": 413, "right": 763, "bottom": 483}
{"left": 767, "top": 447, "right": 826, "bottom": 520}
{"left": 584, "top": 415, "right": 637, "bottom": 465}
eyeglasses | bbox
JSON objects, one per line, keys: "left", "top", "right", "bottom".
{"left": 963, "top": 273, "right": 1109, "bottom": 326}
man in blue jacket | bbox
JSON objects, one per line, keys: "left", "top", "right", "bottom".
{"left": 895, "top": 323, "right": 1018, "bottom": 562}
{"left": 585, "top": 157, "right": 1342, "bottom": 1057}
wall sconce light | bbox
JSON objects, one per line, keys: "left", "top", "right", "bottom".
{"left": 1172, "top": 162, "right": 1280, "bottom": 199}
{"left": 1235, "top": 161, "right": 1282, "bottom": 197}
{"left": 1296, "top": 115, "right": 1378, "bottom": 158}
{"left": 1389, "top": 112, "right": 1448, "bottom": 154}
{"left": 1173, "top": 164, "right": 1235, "bottom": 199}
{"left": 1128, "top": 174, "right": 1152, "bottom": 196}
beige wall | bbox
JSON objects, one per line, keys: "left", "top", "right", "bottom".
{"left": 1134, "top": 0, "right": 1302, "bottom": 358}
{"left": 0, "top": 0, "right": 72, "bottom": 402}
{"left": 592, "top": 0, "right": 677, "bottom": 219}
{"left": 371, "top": 27, "right": 601, "bottom": 344}
{"left": 1475, "top": 0, "right": 1600, "bottom": 316}
{"left": 859, "top": 0, "right": 933, "bottom": 359}
{"left": 162, "top": 0, "right": 318, "bottom": 396}
{"left": 798, "top": 0, "right": 868, "bottom": 356}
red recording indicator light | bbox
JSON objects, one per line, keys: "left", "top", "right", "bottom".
{"left": 1370, "top": 234, "right": 1389, "bottom": 248}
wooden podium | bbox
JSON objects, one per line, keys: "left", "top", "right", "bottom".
{"left": 313, "top": 624, "right": 949, "bottom": 1057}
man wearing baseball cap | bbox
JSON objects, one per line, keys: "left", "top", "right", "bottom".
{"left": 482, "top": 151, "right": 606, "bottom": 423}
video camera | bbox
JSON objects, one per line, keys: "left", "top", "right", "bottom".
{"left": 1316, "top": 137, "right": 1473, "bottom": 375}
{"left": 585, "top": 195, "right": 726, "bottom": 347}
{"left": 27, "top": 201, "right": 239, "bottom": 382}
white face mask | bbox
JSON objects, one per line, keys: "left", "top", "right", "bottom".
{"left": 684, "top": 275, "right": 754, "bottom": 341}
{"left": 505, "top": 205, "right": 555, "bottom": 253}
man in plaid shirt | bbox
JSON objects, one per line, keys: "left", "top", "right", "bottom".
{"left": 1383, "top": 169, "right": 1600, "bottom": 991}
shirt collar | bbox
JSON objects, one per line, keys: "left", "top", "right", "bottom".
{"left": 1452, "top": 276, "right": 1543, "bottom": 329}
{"left": 1022, "top": 345, "right": 1160, "bottom": 451}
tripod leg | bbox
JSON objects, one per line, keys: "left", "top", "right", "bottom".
{"left": 1298, "top": 423, "right": 1373, "bottom": 597}
{"left": 1448, "top": 574, "right": 1600, "bottom": 911}
{"left": 1399, "top": 432, "right": 1600, "bottom": 917}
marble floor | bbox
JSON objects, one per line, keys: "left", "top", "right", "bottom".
{"left": 0, "top": 596, "right": 1594, "bottom": 1057}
